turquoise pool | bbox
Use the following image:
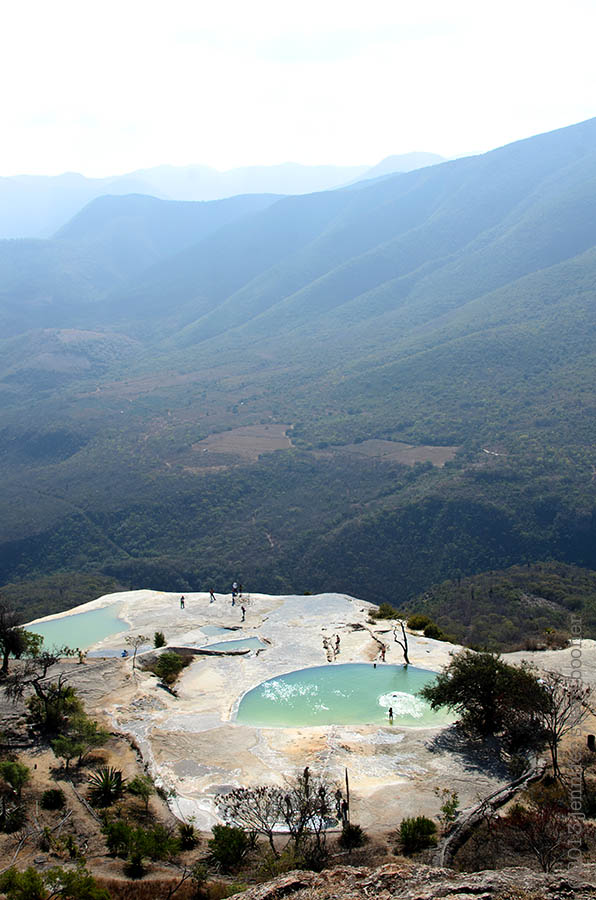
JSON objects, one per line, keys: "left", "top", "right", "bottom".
{"left": 236, "top": 663, "right": 450, "bottom": 727}
{"left": 26, "top": 604, "right": 129, "bottom": 651}
{"left": 202, "top": 637, "right": 265, "bottom": 652}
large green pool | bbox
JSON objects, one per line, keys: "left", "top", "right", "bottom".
{"left": 236, "top": 663, "right": 450, "bottom": 727}
{"left": 26, "top": 604, "right": 129, "bottom": 651}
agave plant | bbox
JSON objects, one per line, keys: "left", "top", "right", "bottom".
{"left": 88, "top": 766, "right": 127, "bottom": 807}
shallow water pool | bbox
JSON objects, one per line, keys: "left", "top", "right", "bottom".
{"left": 26, "top": 604, "right": 129, "bottom": 651}
{"left": 202, "top": 637, "right": 265, "bottom": 652}
{"left": 236, "top": 663, "right": 450, "bottom": 727}
{"left": 201, "top": 625, "right": 239, "bottom": 636}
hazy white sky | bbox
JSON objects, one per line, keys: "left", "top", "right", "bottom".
{"left": 1, "top": 0, "right": 595, "bottom": 176}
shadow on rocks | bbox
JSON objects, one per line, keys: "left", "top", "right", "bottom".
{"left": 425, "top": 725, "right": 509, "bottom": 778}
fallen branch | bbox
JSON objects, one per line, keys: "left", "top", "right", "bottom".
{"left": 69, "top": 782, "right": 102, "bottom": 823}
{"left": 434, "top": 761, "right": 547, "bottom": 866}
{"left": 0, "top": 810, "right": 73, "bottom": 873}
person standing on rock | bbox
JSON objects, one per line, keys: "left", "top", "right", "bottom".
{"left": 209, "top": 589, "right": 216, "bottom": 603}
{"left": 241, "top": 605, "right": 246, "bottom": 622}
{"left": 388, "top": 706, "right": 393, "bottom": 724}
{"left": 180, "top": 595, "right": 185, "bottom": 609}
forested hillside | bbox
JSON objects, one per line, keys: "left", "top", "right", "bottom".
{"left": 1, "top": 118, "right": 596, "bottom": 622}
{"left": 407, "top": 561, "right": 596, "bottom": 649}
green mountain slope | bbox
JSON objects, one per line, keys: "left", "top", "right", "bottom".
{"left": 157, "top": 117, "right": 596, "bottom": 354}
{"left": 0, "top": 193, "right": 279, "bottom": 337}
{"left": 54, "top": 192, "right": 280, "bottom": 279}
{"left": 1, "top": 118, "right": 596, "bottom": 619}
{"left": 0, "top": 239, "right": 119, "bottom": 338}
{"left": 407, "top": 561, "right": 596, "bottom": 649}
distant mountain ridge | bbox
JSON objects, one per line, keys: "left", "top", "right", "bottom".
{"left": 0, "top": 153, "right": 446, "bottom": 239}
{"left": 352, "top": 152, "right": 446, "bottom": 183}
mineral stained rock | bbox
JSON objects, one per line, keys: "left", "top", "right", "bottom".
{"left": 236, "top": 863, "right": 596, "bottom": 900}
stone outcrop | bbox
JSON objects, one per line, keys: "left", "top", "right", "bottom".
{"left": 235, "top": 863, "right": 596, "bottom": 900}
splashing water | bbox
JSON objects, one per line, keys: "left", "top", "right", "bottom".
{"left": 378, "top": 691, "right": 427, "bottom": 718}
{"left": 236, "top": 663, "right": 452, "bottom": 727}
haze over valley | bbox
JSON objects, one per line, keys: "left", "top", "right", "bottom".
{"left": 0, "top": 152, "right": 446, "bottom": 239}
{"left": 1, "top": 117, "right": 596, "bottom": 649}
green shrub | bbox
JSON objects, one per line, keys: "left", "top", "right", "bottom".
{"left": 45, "top": 864, "right": 110, "bottom": 899}
{"left": 127, "top": 774, "right": 155, "bottom": 811}
{"left": 208, "top": 825, "right": 250, "bottom": 872}
{"left": 407, "top": 614, "right": 432, "bottom": 631}
{"left": 26, "top": 684, "right": 83, "bottom": 735}
{"left": 435, "top": 788, "right": 459, "bottom": 828}
{"left": 152, "top": 651, "right": 189, "bottom": 685}
{"left": 0, "top": 866, "right": 46, "bottom": 900}
{"left": 338, "top": 822, "right": 367, "bottom": 850}
{"left": 41, "top": 788, "right": 66, "bottom": 810}
{"left": 376, "top": 603, "right": 400, "bottom": 620}
{"left": 88, "top": 767, "right": 126, "bottom": 807}
{"left": 0, "top": 805, "right": 26, "bottom": 833}
{"left": 0, "top": 761, "right": 30, "bottom": 798}
{"left": 103, "top": 819, "right": 132, "bottom": 857}
{"left": 51, "top": 713, "right": 109, "bottom": 769}
{"left": 423, "top": 622, "right": 444, "bottom": 640}
{"left": 178, "top": 820, "right": 199, "bottom": 850}
{"left": 154, "top": 631, "right": 166, "bottom": 648}
{"left": 398, "top": 816, "right": 437, "bottom": 854}
{"left": 257, "top": 845, "right": 304, "bottom": 879}
{"left": 102, "top": 819, "right": 180, "bottom": 876}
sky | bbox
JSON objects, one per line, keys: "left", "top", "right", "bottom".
{"left": 1, "top": 0, "right": 595, "bottom": 177}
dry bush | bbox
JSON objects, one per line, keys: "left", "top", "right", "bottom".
{"left": 97, "top": 878, "right": 197, "bottom": 900}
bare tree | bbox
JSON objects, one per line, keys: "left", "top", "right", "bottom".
{"left": 280, "top": 766, "right": 341, "bottom": 867}
{"left": 498, "top": 800, "right": 585, "bottom": 872}
{"left": 216, "top": 769, "right": 342, "bottom": 867}
{"left": 125, "top": 634, "right": 149, "bottom": 669}
{"left": 393, "top": 622, "right": 410, "bottom": 665}
{"left": 536, "top": 672, "right": 594, "bottom": 778}
{"left": 216, "top": 786, "right": 284, "bottom": 855}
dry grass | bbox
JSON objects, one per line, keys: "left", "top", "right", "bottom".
{"left": 97, "top": 878, "right": 197, "bottom": 900}
{"left": 97, "top": 877, "right": 249, "bottom": 900}
{"left": 192, "top": 425, "right": 292, "bottom": 460}
{"left": 337, "top": 439, "right": 458, "bottom": 467}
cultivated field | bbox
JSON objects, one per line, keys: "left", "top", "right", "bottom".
{"left": 338, "top": 439, "right": 458, "bottom": 467}
{"left": 192, "top": 423, "right": 292, "bottom": 460}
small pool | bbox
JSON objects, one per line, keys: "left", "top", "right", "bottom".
{"left": 202, "top": 637, "right": 265, "bottom": 652}
{"left": 201, "top": 625, "right": 239, "bottom": 637}
{"left": 25, "top": 604, "right": 129, "bottom": 651}
{"left": 236, "top": 663, "right": 450, "bottom": 727}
